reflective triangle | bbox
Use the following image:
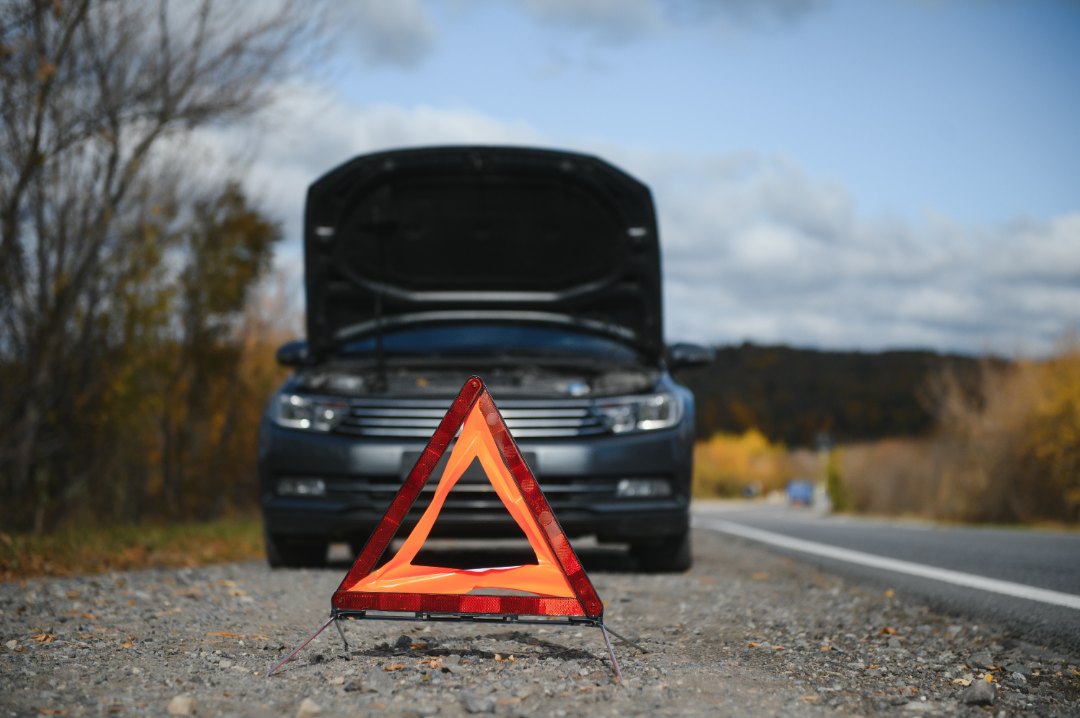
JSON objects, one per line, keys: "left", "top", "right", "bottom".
{"left": 332, "top": 376, "right": 604, "bottom": 619}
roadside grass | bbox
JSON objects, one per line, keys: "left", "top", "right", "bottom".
{"left": 0, "top": 518, "right": 264, "bottom": 582}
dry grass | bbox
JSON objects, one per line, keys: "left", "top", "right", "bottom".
{"left": 835, "top": 341, "right": 1080, "bottom": 524}
{"left": 0, "top": 519, "right": 264, "bottom": 582}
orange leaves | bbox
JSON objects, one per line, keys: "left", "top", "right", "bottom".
{"left": 30, "top": 633, "right": 56, "bottom": 644}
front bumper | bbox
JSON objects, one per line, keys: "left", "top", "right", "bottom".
{"left": 259, "top": 421, "right": 692, "bottom": 545}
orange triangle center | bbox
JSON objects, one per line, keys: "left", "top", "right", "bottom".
{"left": 350, "top": 401, "right": 575, "bottom": 597}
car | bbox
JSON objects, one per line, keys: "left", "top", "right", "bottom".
{"left": 786, "top": 479, "right": 815, "bottom": 506}
{"left": 258, "top": 146, "right": 712, "bottom": 572}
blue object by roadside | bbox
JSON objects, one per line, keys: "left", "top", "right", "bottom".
{"left": 787, "top": 479, "right": 814, "bottom": 506}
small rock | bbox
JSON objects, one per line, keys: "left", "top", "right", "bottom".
{"left": 888, "top": 637, "right": 902, "bottom": 650}
{"left": 1005, "top": 662, "right": 1032, "bottom": 677}
{"left": 327, "top": 676, "right": 344, "bottom": 686}
{"left": 167, "top": 694, "right": 196, "bottom": 716}
{"left": 903, "top": 702, "right": 937, "bottom": 713}
{"left": 365, "top": 669, "right": 394, "bottom": 695}
{"left": 4, "top": 640, "right": 17, "bottom": 651}
{"left": 969, "top": 650, "right": 994, "bottom": 669}
{"left": 461, "top": 694, "right": 495, "bottom": 714}
{"left": 343, "top": 679, "right": 365, "bottom": 692}
{"left": 297, "top": 698, "right": 321, "bottom": 718}
{"left": 217, "top": 659, "right": 232, "bottom": 670}
{"left": 961, "top": 680, "right": 996, "bottom": 706}
{"left": 393, "top": 634, "right": 413, "bottom": 650}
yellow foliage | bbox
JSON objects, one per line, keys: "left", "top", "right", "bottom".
{"left": 693, "top": 430, "right": 798, "bottom": 498}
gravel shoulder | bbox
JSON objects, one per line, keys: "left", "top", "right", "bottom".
{"left": 2, "top": 530, "right": 1078, "bottom": 717}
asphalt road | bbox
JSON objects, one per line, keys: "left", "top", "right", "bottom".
{"left": 693, "top": 501, "right": 1080, "bottom": 655}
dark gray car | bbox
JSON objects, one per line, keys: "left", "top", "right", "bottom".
{"left": 259, "top": 146, "right": 711, "bottom": 571}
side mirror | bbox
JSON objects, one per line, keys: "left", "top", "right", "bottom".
{"left": 667, "top": 342, "right": 714, "bottom": 369}
{"left": 275, "top": 340, "right": 309, "bottom": 368}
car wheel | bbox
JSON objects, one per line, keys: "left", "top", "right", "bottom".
{"left": 631, "top": 530, "right": 692, "bottom": 573}
{"left": 264, "top": 529, "right": 327, "bottom": 568}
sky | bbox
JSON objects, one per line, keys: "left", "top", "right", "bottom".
{"left": 208, "top": 0, "right": 1080, "bottom": 356}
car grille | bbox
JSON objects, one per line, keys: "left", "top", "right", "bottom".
{"left": 334, "top": 397, "right": 608, "bottom": 438}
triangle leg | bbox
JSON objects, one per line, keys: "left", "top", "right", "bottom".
{"left": 266, "top": 615, "right": 336, "bottom": 677}
{"left": 599, "top": 623, "right": 622, "bottom": 683}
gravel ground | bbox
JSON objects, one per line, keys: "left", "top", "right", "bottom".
{"left": 2, "top": 529, "right": 1078, "bottom": 717}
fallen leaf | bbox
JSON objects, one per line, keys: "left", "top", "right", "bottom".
{"left": 37, "top": 708, "right": 66, "bottom": 715}
{"left": 418, "top": 657, "right": 442, "bottom": 669}
{"left": 819, "top": 645, "right": 833, "bottom": 652}
{"left": 747, "top": 641, "right": 759, "bottom": 648}
{"left": 751, "top": 572, "right": 769, "bottom": 581}
{"left": 30, "top": 633, "right": 56, "bottom": 644}
{"left": 799, "top": 695, "right": 819, "bottom": 703}
{"left": 879, "top": 627, "right": 897, "bottom": 635}
{"left": 120, "top": 637, "right": 135, "bottom": 649}
{"left": 952, "top": 675, "right": 973, "bottom": 687}
{"left": 250, "top": 634, "right": 271, "bottom": 641}
{"left": 383, "top": 663, "right": 406, "bottom": 672}
{"left": 771, "top": 645, "right": 785, "bottom": 651}
{"left": 984, "top": 673, "right": 995, "bottom": 683}
{"left": 226, "top": 588, "right": 247, "bottom": 597}
{"left": 409, "top": 641, "right": 428, "bottom": 650}
{"left": 884, "top": 588, "right": 896, "bottom": 598}
{"left": 207, "top": 632, "right": 244, "bottom": 638}
{"left": 65, "top": 591, "right": 80, "bottom": 600}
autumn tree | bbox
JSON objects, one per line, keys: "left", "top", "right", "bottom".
{"left": 0, "top": 0, "right": 317, "bottom": 531}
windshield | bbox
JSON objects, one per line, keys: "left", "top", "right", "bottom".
{"left": 338, "top": 323, "right": 642, "bottom": 364}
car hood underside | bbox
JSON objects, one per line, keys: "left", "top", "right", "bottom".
{"left": 303, "top": 146, "right": 664, "bottom": 364}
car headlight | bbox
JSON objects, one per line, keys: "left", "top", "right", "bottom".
{"left": 595, "top": 393, "right": 681, "bottom": 434}
{"left": 271, "top": 393, "right": 348, "bottom": 432}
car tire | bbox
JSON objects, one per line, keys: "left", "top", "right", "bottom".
{"left": 264, "top": 529, "right": 327, "bottom": 568}
{"left": 631, "top": 530, "right": 692, "bottom": 573}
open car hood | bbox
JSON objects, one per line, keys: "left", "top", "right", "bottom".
{"left": 303, "top": 146, "right": 663, "bottom": 362}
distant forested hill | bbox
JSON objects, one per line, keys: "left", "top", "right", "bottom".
{"left": 672, "top": 344, "right": 990, "bottom": 446}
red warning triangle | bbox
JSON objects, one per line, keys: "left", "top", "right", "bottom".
{"left": 332, "top": 376, "right": 604, "bottom": 619}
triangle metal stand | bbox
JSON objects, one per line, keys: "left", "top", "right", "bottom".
{"left": 267, "top": 609, "right": 643, "bottom": 682}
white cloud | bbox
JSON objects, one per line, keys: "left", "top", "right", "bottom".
{"left": 514, "top": 0, "right": 827, "bottom": 43}
{"left": 192, "top": 91, "right": 1080, "bottom": 356}
{"left": 338, "top": 0, "right": 437, "bottom": 68}
{"left": 517, "top": 0, "right": 664, "bottom": 43}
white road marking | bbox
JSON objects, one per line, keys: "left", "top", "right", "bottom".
{"left": 694, "top": 516, "right": 1080, "bottom": 611}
